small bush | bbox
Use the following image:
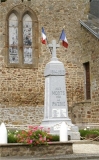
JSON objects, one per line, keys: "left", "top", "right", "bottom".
{"left": 80, "top": 129, "right": 99, "bottom": 140}
{"left": 46, "top": 134, "right": 59, "bottom": 142}
{"left": 8, "top": 130, "right": 18, "bottom": 143}
{"left": 7, "top": 127, "right": 60, "bottom": 144}
{"left": 16, "top": 126, "right": 50, "bottom": 146}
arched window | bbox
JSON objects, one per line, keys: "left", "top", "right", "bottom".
{"left": 6, "top": 9, "right": 38, "bottom": 68}
{"left": 23, "top": 14, "right": 32, "bottom": 64}
{"left": 9, "top": 13, "right": 19, "bottom": 64}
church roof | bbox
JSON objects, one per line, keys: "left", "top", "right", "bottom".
{"left": 80, "top": 14, "right": 99, "bottom": 39}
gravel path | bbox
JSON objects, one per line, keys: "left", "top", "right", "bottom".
{"left": 73, "top": 142, "right": 99, "bottom": 154}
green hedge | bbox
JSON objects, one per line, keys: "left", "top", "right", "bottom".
{"left": 7, "top": 130, "right": 59, "bottom": 143}
{"left": 7, "top": 129, "right": 99, "bottom": 143}
{"left": 8, "top": 131, "right": 17, "bottom": 143}
{"left": 79, "top": 129, "right": 99, "bottom": 140}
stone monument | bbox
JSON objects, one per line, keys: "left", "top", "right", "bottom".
{"left": 41, "top": 40, "right": 80, "bottom": 140}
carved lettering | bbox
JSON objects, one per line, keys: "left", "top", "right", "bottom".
{"left": 52, "top": 102, "right": 65, "bottom": 106}
{"left": 51, "top": 70, "right": 65, "bottom": 75}
{"left": 52, "top": 91, "right": 65, "bottom": 95}
{"left": 51, "top": 87, "right": 66, "bottom": 107}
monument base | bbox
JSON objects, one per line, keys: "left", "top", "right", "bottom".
{"left": 41, "top": 118, "right": 80, "bottom": 140}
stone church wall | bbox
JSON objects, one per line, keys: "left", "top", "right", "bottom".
{"left": 0, "top": 0, "right": 99, "bottom": 127}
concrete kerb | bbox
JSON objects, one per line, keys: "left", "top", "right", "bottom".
{"left": 1, "top": 154, "right": 99, "bottom": 160}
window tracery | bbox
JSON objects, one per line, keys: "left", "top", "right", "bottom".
{"left": 7, "top": 9, "right": 38, "bottom": 68}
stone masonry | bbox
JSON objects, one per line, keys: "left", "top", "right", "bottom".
{"left": 0, "top": 142, "right": 73, "bottom": 157}
{"left": 0, "top": 0, "right": 99, "bottom": 128}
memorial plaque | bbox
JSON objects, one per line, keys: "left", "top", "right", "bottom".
{"left": 44, "top": 64, "right": 68, "bottom": 120}
{"left": 52, "top": 109, "right": 66, "bottom": 118}
{"left": 52, "top": 109, "right": 60, "bottom": 118}
{"left": 50, "top": 76, "right": 67, "bottom": 118}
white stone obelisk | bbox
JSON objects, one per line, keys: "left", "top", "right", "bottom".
{"left": 41, "top": 40, "right": 80, "bottom": 140}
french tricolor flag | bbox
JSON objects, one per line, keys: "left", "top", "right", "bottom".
{"left": 41, "top": 27, "right": 47, "bottom": 44}
{"left": 60, "top": 29, "right": 68, "bottom": 48}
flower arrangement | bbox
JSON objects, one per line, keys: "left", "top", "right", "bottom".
{"left": 16, "top": 126, "right": 50, "bottom": 146}
{"left": 7, "top": 126, "right": 59, "bottom": 145}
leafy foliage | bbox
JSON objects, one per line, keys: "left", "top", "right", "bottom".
{"left": 8, "top": 130, "right": 18, "bottom": 143}
{"left": 80, "top": 129, "right": 99, "bottom": 140}
{"left": 8, "top": 128, "right": 99, "bottom": 144}
{"left": 16, "top": 126, "right": 49, "bottom": 146}
{"left": 7, "top": 127, "right": 59, "bottom": 144}
{"left": 46, "top": 134, "right": 59, "bottom": 141}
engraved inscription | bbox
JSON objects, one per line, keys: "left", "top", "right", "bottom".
{"left": 50, "top": 77, "right": 67, "bottom": 118}
{"left": 51, "top": 70, "right": 65, "bottom": 75}
{"left": 52, "top": 91, "right": 65, "bottom": 96}
{"left": 52, "top": 109, "right": 66, "bottom": 118}
{"left": 51, "top": 87, "right": 66, "bottom": 108}
{"left": 52, "top": 102, "right": 65, "bottom": 106}
{"left": 52, "top": 109, "right": 60, "bottom": 117}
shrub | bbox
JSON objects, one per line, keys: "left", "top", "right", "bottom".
{"left": 16, "top": 126, "right": 50, "bottom": 146}
{"left": 80, "top": 129, "right": 99, "bottom": 141}
{"left": 7, "top": 127, "right": 60, "bottom": 144}
{"left": 8, "top": 130, "right": 18, "bottom": 143}
{"left": 46, "top": 134, "right": 59, "bottom": 142}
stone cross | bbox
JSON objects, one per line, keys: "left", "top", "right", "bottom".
{"left": 48, "top": 40, "right": 60, "bottom": 60}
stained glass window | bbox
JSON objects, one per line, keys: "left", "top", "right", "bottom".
{"left": 9, "top": 13, "right": 19, "bottom": 64}
{"left": 7, "top": 9, "right": 38, "bottom": 68}
{"left": 23, "top": 14, "right": 32, "bottom": 64}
